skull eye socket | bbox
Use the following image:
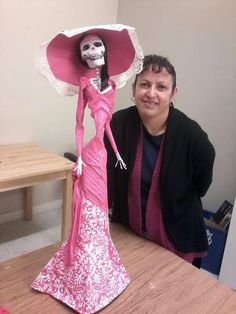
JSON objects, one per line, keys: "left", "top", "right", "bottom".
{"left": 94, "top": 41, "right": 103, "bottom": 47}
{"left": 81, "top": 44, "right": 90, "bottom": 51}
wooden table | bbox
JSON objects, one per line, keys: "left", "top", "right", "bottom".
{"left": 0, "top": 143, "right": 74, "bottom": 240}
{"left": 0, "top": 224, "right": 236, "bottom": 314}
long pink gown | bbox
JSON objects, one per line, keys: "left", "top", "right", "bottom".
{"left": 31, "top": 77, "right": 130, "bottom": 314}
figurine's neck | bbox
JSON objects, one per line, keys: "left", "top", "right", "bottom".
{"left": 95, "top": 67, "right": 101, "bottom": 90}
{"left": 88, "top": 68, "right": 101, "bottom": 91}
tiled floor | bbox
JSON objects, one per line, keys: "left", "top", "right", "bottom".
{"left": 0, "top": 208, "right": 61, "bottom": 262}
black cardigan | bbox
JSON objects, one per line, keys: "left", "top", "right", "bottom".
{"left": 104, "top": 106, "right": 215, "bottom": 253}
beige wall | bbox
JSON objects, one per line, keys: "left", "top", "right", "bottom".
{"left": 0, "top": 0, "right": 118, "bottom": 218}
{"left": 116, "top": 0, "right": 236, "bottom": 211}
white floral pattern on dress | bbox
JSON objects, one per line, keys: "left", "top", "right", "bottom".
{"left": 32, "top": 197, "right": 130, "bottom": 314}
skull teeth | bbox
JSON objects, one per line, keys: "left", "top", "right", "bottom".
{"left": 88, "top": 54, "right": 103, "bottom": 61}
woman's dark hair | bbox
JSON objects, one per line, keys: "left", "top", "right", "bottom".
{"left": 77, "top": 35, "right": 109, "bottom": 92}
{"left": 134, "top": 54, "right": 176, "bottom": 91}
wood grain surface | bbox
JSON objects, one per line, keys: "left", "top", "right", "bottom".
{"left": 0, "top": 143, "right": 73, "bottom": 239}
{"left": 0, "top": 223, "right": 236, "bottom": 313}
{"left": 0, "top": 143, "right": 73, "bottom": 190}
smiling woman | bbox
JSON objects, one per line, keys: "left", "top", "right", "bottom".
{"left": 132, "top": 67, "right": 177, "bottom": 135}
{"left": 105, "top": 54, "right": 215, "bottom": 269}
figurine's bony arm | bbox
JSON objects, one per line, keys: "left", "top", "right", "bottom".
{"left": 74, "top": 156, "right": 86, "bottom": 176}
{"left": 75, "top": 83, "right": 87, "bottom": 176}
{"left": 105, "top": 121, "right": 127, "bottom": 170}
{"left": 115, "top": 152, "right": 127, "bottom": 170}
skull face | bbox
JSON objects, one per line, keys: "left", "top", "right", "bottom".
{"left": 80, "top": 34, "right": 105, "bottom": 69}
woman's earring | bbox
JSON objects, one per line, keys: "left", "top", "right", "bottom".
{"left": 131, "top": 96, "right": 135, "bottom": 103}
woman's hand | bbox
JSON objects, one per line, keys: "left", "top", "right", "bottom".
{"left": 74, "top": 156, "right": 86, "bottom": 176}
{"left": 115, "top": 153, "right": 127, "bottom": 170}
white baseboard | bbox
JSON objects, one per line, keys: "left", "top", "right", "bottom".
{"left": 0, "top": 199, "right": 62, "bottom": 224}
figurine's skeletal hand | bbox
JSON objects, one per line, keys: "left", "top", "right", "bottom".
{"left": 115, "top": 153, "right": 127, "bottom": 170}
{"left": 74, "top": 156, "right": 86, "bottom": 176}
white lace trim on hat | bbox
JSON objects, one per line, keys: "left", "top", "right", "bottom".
{"left": 35, "top": 24, "right": 143, "bottom": 96}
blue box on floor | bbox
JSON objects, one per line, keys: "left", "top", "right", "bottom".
{"left": 201, "top": 210, "right": 228, "bottom": 275}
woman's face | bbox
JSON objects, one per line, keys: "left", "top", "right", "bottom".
{"left": 132, "top": 68, "right": 177, "bottom": 120}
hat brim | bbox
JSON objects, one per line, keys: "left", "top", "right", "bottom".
{"left": 36, "top": 24, "right": 143, "bottom": 96}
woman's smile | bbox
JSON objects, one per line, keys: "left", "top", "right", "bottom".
{"left": 132, "top": 68, "right": 177, "bottom": 120}
{"left": 142, "top": 100, "right": 158, "bottom": 109}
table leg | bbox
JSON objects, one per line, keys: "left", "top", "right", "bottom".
{"left": 24, "top": 186, "right": 32, "bottom": 221}
{"left": 61, "top": 172, "right": 72, "bottom": 240}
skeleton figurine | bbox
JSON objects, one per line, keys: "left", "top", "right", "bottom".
{"left": 32, "top": 24, "right": 143, "bottom": 314}
{"left": 74, "top": 34, "right": 126, "bottom": 176}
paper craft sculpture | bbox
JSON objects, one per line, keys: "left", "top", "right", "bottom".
{"left": 31, "top": 24, "right": 143, "bottom": 314}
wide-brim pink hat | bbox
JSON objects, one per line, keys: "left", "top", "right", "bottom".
{"left": 36, "top": 24, "right": 143, "bottom": 96}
